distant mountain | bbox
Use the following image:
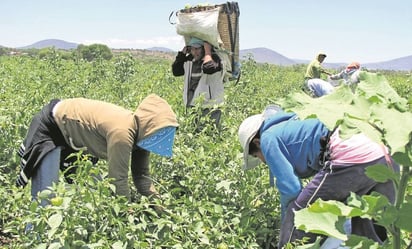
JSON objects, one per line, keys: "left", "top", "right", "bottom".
{"left": 239, "top": 48, "right": 412, "bottom": 71}
{"left": 146, "top": 47, "right": 174, "bottom": 53}
{"left": 19, "top": 39, "right": 78, "bottom": 50}
{"left": 240, "top": 47, "right": 296, "bottom": 66}
{"left": 363, "top": 55, "right": 412, "bottom": 71}
{"left": 4, "top": 39, "right": 412, "bottom": 71}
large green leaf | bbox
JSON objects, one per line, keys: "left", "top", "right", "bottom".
{"left": 346, "top": 192, "right": 391, "bottom": 218}
{"left": 308, "top": 199, "right": 363, "bottom": 217}
{"left": 345, "top": 234, "right": 380, "bottom": 249}
{"left": 277, "top": 72, "right": 412, "bottom": 166}
{"left": 365, "top": 164, "right": 400, "bottom": 185}
{"left": 295, "top": 192, "right": 397, "bottom": 243}
{"left": 294, "top": 208, "right": 347, "bottom": 240}
{"left": 379, "top": 205, "right": 399, "bottom": 227}
{"left": 395, "top": 202, "right": 412, "bottom": 231}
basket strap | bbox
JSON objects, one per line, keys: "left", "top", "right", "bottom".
{"left": 222, "top": 2, "right": 240, "bottom": 74}
{"left": 169, "top": 10, "right": 177, "bottom": 25}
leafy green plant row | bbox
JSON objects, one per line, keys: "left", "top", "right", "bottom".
{"left": 0, "top": 52, "right": 410, "bottom": 248}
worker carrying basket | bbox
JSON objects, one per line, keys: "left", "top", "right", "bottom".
{"left": 170, "top": 2, "right": 241, "bottom": 83}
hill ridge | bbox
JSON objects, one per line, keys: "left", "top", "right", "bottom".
{"left": 2, "top": 39, "right": 412, "bottom": 71}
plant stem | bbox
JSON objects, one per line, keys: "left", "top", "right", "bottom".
{"left": 392, "top": 166, "right": 411, "bottom": 249}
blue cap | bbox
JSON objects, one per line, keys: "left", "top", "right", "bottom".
{"left": 137, "top": 126, "right": 176, "bottom": 157}
{"left": 188, "top": 37, "right": 204, "bottom": 48}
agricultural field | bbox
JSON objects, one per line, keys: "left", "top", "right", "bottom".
{"left": 0, "top": 50, "right": 411, "bottom": 248}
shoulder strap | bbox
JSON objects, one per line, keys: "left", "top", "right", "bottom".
{"left": 169, "top": 10, "right": 178, "bottom": 25}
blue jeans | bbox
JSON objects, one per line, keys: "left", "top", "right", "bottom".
{"left": 31, "top": 147, "right": 61, "bottom": 207}
{"left": 306, "top": 78, "right": 335, "bottom": 97}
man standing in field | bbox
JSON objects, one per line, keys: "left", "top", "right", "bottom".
{"left": 238, "top": 105, "right": 399, "bottom": 248}
{"left": 172, "top": 36, "right": 224, "bottom": 132}
{"left": 17, "top": 94, "right": 178, "bottom": 206}
{"left": 304, "top": 52, "right": 333, "bottom": 97}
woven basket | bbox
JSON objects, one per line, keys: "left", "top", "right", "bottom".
{"left": 176, "top": 2, "right": 240, "bottom": 80}
{"left": 217, "top": 2, "right": 240, "bottom": 66}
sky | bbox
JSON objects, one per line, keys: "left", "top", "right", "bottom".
{"left": 1, "top": 0, "right": 411, "bottom": 63}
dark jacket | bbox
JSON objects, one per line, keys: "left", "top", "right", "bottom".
{"left": 172, "top": 51, "right": 224, "bottom": 107}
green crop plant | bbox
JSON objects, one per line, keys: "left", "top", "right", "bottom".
{"left": 278, "top": 72, "right": 412, "bottom": 249}
{"left": 0, "top": 53, "right": 410, "bottom": 248}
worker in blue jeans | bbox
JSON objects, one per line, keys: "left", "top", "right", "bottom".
{"left": 238, "top": 105, "right": 399, "bottom": 248}
{"left": 17, "top": 95, "right": 179, "bottom": 207}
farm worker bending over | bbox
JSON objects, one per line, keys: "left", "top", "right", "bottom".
{"left": 172, "top": 36, "right": 224, "bottom": 131}
{"left": 311, "top": 61, "right": 363, "bottom": 98}
{"left": 16, "top": 94, "right": 178, "bottom": 206}
{"left": 304, "top": 52, "right": 333, "bottom": 97}
{"left": 328, "top": 61, "right": 361, "bottom": 86}
{"left": 238, "top": 105, "right": 399, "bottom": 248}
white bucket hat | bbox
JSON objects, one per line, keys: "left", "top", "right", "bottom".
{"left": 238, "top": 114, "right": 265, "bottom": 170}
{"left": 238, "top": 105, "right": 283, "bottom": 170}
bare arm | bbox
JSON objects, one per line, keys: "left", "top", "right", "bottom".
{"left": 202, "top": 42, "right": 222, "bottom": 74}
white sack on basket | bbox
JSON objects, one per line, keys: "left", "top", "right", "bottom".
{"left": 176, "top": 7, "right": 222, "bottom": 48}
